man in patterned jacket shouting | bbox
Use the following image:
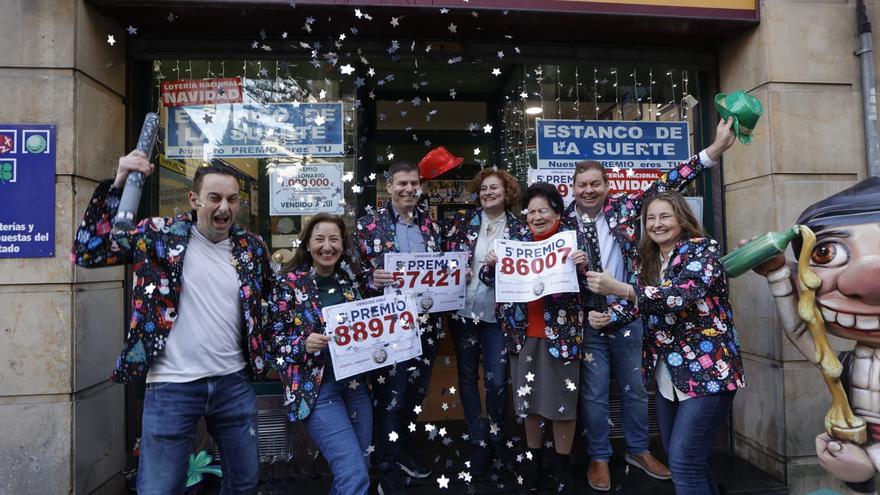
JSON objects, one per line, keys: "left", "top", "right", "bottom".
{"left": 72, "top": 150, "right": 273, "bottom": 494}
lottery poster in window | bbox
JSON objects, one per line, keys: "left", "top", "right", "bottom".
{"left": 321, "top": 294, "right": 422, "bottom": 380}
{"left": 383, "top": 251, "right": 468, "bottom": 313}
{"left": 493, "top": 230, "right": 580, "bottom": 303}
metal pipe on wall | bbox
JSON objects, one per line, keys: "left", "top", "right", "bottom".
{"left": 857, "top": 0, "right": 880, "bottom": 178}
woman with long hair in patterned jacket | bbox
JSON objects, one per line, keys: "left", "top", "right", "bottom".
{"left": 587, "top": 190, "right": 745, "bottom": 495}
{"left": 268, "top": 213, "right": 372, "bottom": 495}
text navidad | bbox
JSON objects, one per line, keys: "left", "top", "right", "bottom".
{"left": 494, "top": 230, "right": 581, "bottom": 303}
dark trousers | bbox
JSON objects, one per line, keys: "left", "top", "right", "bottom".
{"left": 371, "top": 329, "right": 441, "bottom": 473}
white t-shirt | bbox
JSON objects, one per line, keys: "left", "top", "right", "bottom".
{"left": 147, "top": 226, "right": 246, "bottom": 383}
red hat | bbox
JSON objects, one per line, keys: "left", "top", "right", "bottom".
{"left": 418, "top": 146, "right": 463, "bottom": 180}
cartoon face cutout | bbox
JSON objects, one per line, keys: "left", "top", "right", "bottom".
{"left": 805, "top": 222, "right": 880, "bottom": 344}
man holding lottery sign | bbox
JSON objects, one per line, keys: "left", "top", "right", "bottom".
{"left": 353, "top": 161, "right": 447, "bottom": 494}
{"left": 384, "top": 251, "right": 468, "bottom": 313}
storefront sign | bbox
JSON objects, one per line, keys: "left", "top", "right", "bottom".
{"left": 0, "top": 124, "right": 55, "bottom": 258}
{"left": 536, "top": 119, "right": 690, "bottom": 169}
{"left": 322, "top": 294, "right": 422, "bottom": 380}
{"left": 494, "top": 231, "right": 580, "bottom": 303}
{"left": 528, "top": 169, "right": 575, "bottom": 207}
{"left": 384, "top": 251, "right": 468, "bottom": 313}
{"left": 269, "top": 163, "right": 344, "bottom": 215}
{"left": 161, "top": 77, "right": 243, "bottom": 107}
{"left": 528, "top": 167, "right": 666, "bottom": 199}
{"left": 165, "top": 102, "right": 344, "bottom": 158}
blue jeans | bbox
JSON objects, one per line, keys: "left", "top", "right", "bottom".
{"left": 305, "top": 377, "right": 373, "bottom": 495}
{"left": 656, "top": 391, "right": 735, "bottom": 495}
{"left": 450, "top": 317, "right": 508, "bottom": 443}
{"left": 579, "top": 320, "right": 649, "bottom": 461}
{"left": 138, "top": 369, "right": 259, "bottom": 495}
{"left": 372, "top": 328, "right": 441, "bottom": 472}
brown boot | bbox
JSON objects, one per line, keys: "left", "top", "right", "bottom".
{"left": 587, "top": 460, "right": 611, "bottom": 492}
{"left": 625, "top": 451, "right": 672, "bottom": 480}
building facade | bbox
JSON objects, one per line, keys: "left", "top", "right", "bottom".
{"left": 0, "top": 1, "right": 874, "bottom": 493}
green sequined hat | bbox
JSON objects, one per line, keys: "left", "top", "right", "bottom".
{"left": 714, "top": 91, "right": 763, "bottom": 145}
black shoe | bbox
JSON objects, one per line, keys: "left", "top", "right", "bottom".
{"left": 397, "top": 451, "right": 431, "bottom": 479}
{"left": 552, "top": 452, "right": 576, "bottom": 495}
{"left": 377, "top": 471, "right": 410, "bottom": 495}
{"left": 519, "top": 447, "right": 542, "bottom": 493}
{"left": 490, "top": 439, "right": 513, "bottom": 469}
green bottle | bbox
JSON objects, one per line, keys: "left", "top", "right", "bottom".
{"left": 722, "top": 226, "right": 800, "bottom": 278}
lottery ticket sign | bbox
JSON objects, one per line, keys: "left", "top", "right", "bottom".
{"left": 269, "top": 163, "right": 344, "bottom": 215}
{"left": 384, "top": 251, "right": 468, "bottom": 313}
{"left": 322, "top": 294, "right": 422, "bottom": 380}
{"left": 494, "top": 231, "right": 580, "bottom": 303}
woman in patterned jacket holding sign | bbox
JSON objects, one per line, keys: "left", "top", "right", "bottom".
{"left": 480, "top": 183, "right": 590, "bottom": 494}
{"left": 268, "top": 213, "right": 372, "bottom": 495}
{"left": 587, "top": 191, "right": 745, "bottom": 495}
{"left": 443, "top": 168, "right": 527, "bottom": 475}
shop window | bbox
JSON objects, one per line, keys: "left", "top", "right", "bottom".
{"left": 149, "top": 59, "right": 358, "bottom": 264}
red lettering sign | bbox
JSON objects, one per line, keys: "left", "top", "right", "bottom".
{"left": 160, "top": 77, "right": 243, "bottom": 107}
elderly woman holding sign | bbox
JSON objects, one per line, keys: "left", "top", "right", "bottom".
{"left": 268, "top": 213, "right": 372, "bottom": 495}
{"left": 481, "top": 182, "right": 590, "bottom": 494}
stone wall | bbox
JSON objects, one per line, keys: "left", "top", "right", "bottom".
{"left": 720, "top": 1, "right": 875, "bottom": 493}
{"left": 0, "top": 1, "right": 127, "bottom": 494}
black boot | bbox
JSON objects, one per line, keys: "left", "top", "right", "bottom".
{"left": 553, "top": 452, "right": 576, "bottom": 495}
{"left": 520, "top": 447, "right": 542, "bottom": 493}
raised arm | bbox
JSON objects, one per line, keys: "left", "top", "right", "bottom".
{"left": 71, "top": 151, "right": 155, "bottom": 267}
{"left": 630, "top": 118, "right": 736, "bottom": 215}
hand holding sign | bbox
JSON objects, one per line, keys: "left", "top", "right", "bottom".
{"left": 373, "top": 269, "right": 394, "bottom": 289}
{"left": 494, "top": 231, "right": 581, "bottom": 303}
{"left": 384, "top": 252, "right": 468, "bottom": 313}
{"left": 322, "top": 294, "right": 422, "bottom": 380}
{"left": 305, "top": 333, "right": 331, "bottom": 353}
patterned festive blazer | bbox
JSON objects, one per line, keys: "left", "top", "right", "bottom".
{"left": 70, "top": 181, "right": 272, "bottom": 384}
{"left": 565, "top": 154, "right": 709, "bottom": 286}
{"left": 479, "top": 222, "right": 590, "bottom": 361}
{"left": 352, "top": 199, "right": 445, "bottom": 339}
{"left": 442, "top": 206, "right": 528, "bottom": 272}
{"left": 607, "top": 237, "right": 746, "bottom": 397}
{"left": 268, "top": 267, "right": 360, "bottom": 422}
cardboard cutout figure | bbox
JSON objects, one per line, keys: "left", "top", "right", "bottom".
{"left": 755, "top": 177, "right": 880, "bottom": 492}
